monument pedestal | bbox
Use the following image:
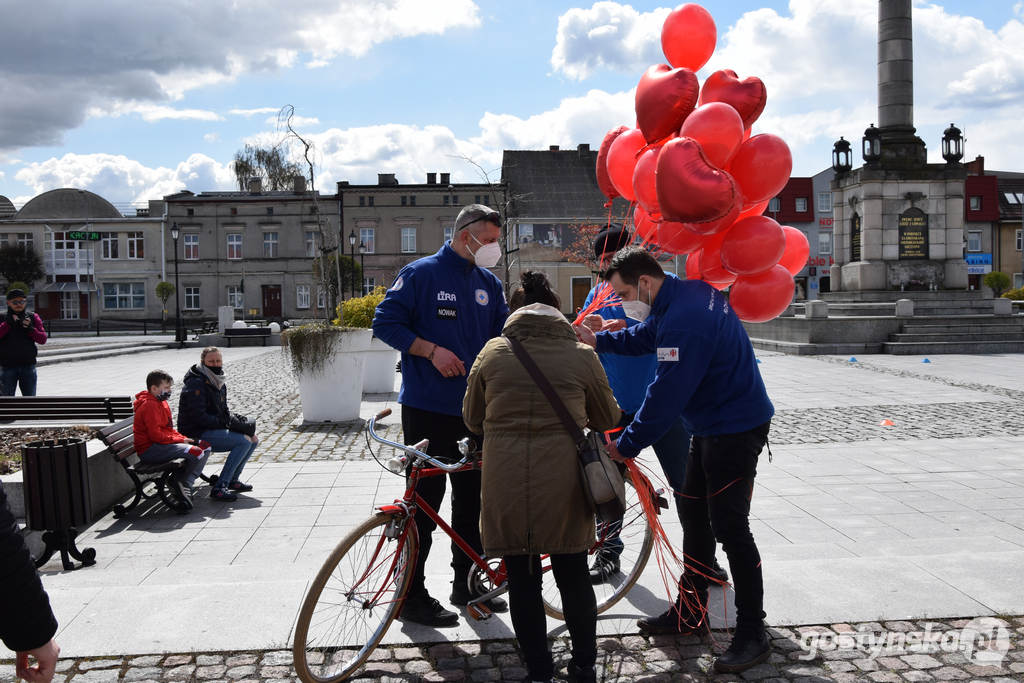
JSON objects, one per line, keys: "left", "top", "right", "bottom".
{"left": 840, "top": 262, "right": 886, "bottom": 291}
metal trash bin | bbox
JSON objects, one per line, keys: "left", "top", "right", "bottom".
{"left": 22, "top": 438, "right": 97, "bottom": 570}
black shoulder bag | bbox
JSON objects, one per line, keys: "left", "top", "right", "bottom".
{"left": 503, "top": 336, "right": 625, "bottom": 523}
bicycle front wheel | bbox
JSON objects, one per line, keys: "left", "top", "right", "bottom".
{"left": 293, "top": 511, "right": 417, "bottom": 683}
{"left": 542, "top": 474, "right": 653, "bottom": 619}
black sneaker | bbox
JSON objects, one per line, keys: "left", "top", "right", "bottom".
{"left": 713, "top": 627, "right": 771, "bottom": 673}
{"left": 711, "top": 557, "right": 729, "bottom": 583}
{"left": 589, "top": 553, "right": 620, "bottom": 584}
{"left": 567, "top": 661, "right": 597, "bottom": 682}
{"left": 450, "top": 581, "right": 508, "bottom": 613}
{"left": 168, "top": 478, "right": 193, "bottom": 510}
{"left": 637, "top": 596, "right": 708, "bottom": 636}
{"left": 399, "top": 594, "right": 459, "bottom": 627}
{"left": 228, "top": 481, "right": 253, "bottom": 492}
{"left": 210, "top": 487, "right": 238, "bottom": 502}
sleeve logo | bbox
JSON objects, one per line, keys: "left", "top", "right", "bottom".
{"left": 390, "top": 276, "right": 404, "bottom": 291}
{"left": 475, "top": 289, "right": 489, "bottom": 306}
{"left": 657, "top": 347, "right": 679, "bottom": 361}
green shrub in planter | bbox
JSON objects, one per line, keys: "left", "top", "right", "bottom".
{"left": 1002, "top": 286, "right": 1024, "bottom": 301}
{"left": 334, "top": 286, "right": 387, "bottom": 328}
{"left": 983, "top": 271, "right": 1011, "bottom": 297}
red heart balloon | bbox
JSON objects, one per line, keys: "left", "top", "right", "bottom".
{"left": 606, "top": 128, "right": 647, "bottom": 201}
{"left": 679, "top": 102, "right": 745, "bottom": 168}
{"left": 778, "top": 225, "right": 811, "bottom": 275}
{"left": 682, "top": 201, "right": 739, "bottom": 236}
{"left": 656, "top": 137, "right": 739, "bottom": 224}
{"left": 698, "top": 69, "right": 767, "bottom": 130}
{"left": 720, "top": 215, "right": 786, "bottom": 275}
{"left": 596, "top": 125, "right": 629, "bottom": 202}
{"left": 632, "top": 146, "right": 662, "bottom": 219}
{"left": 635, "top": 64, "right": 699, "bottom": 144}
{"left": 730, "top": 265, "right": 794, "bottom": 323}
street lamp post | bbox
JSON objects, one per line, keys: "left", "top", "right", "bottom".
{"left": 348, "top": 230, "right": 357, "bottom": 298}
{"left": 358, "top": 241, "right": 366, "bottom": 295}
{"left": 170, "top": 222, "right": 183, "bottom": 347}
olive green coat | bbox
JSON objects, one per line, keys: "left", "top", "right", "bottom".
{"left": 463, "top": 304, "right": 621, "bottom": 557}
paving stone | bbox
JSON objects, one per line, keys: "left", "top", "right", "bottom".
{"left": 165, "top": 664, "right": 198, "bottom": 680}
{"left": 79, "top": 658, "right": 122, "bottom": 670}
{"left": 123, "top": 667, "right": 162, "bottom": 681}
{"left": 68, "top": 672, "right": 122, "bottom": 683}
{"left": 260, "top": 652, "right": 292, "bottom": 666}
{"left": 900, "top": 672, "right": 934, "bottom": 682}
{"left": 405, "top": 660, "right": 433, "bottom": 675}
{"left": 225, "top": 655, "right": 259, "bottom": 667}
{"left": 163, "top": 654, "right": 193, "bottom": 667}
{"left": 866, "top": 673, "right": 902, "bottom": 682}
{"left": 128, "top": 656, "right": 162, "bottom": 667}
{"left": 469, "top": 669, "right": 500, "bottom": 682}
{"left": 928, "top": 665, "right": 970, "bottom": 679}
{"left": 900, "top": 654, "right": 942, "bottom": 669}
{"left": 195, "top": 665, "right": 228, "bottom": 680}
{"left": 437, "top": 657, "right": 466, "bottom": 670}
{"left": 393, "top": 647, "right": 421, "bottom": 661}
{"left": 453, "top": 643, "right": 481, "bottom": 656}
{"left": 259, "top": 665, "right": 292, "bottom": 678}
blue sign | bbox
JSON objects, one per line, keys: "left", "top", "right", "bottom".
{"left": 965, "top": 253, "right": 992, "bottom": 265}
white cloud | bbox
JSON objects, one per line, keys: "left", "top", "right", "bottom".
{"left": 203, "top": 133, "right": 220, "bottom": 143}
{"left": 265, "top": 115, "right": 320, "bottom": 128}
{"left": 551, "top": 2, "right": 669, "bottom": 80}
{"left": 229, "top": 107, "right": 281, "bottom": 118}
{"left": 86, "top": 102, "right": 223, "bottom": 122}
{"left": 0, "top": 0, "right": 482, "bottom": 152}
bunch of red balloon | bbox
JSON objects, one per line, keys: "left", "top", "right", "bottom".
{"left": 595, "top": 3, "right": 809, "bottom": 323}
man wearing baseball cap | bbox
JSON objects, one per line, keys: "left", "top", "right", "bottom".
{"left": 0, "top": 289, "right": 47, "bottom": 396}
{"left": 373, "top": 204, "right": 509, "bottom": 626}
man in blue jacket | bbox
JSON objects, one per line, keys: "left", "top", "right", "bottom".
{"left": 373, "top": 204, "right": 510, "bottom": 626}
{"left": 581, "top": 229, "right": 726, "bottom": 586}
{"left": 575, "top": 246, "right": 774, "bottom": 674}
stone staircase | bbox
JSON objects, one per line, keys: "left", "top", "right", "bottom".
{"left": 882, "top": 316, "right": 1024, "bottom": 354}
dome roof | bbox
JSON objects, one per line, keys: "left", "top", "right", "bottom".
{"left": 0, "top": 195, "right": 15, "bottom": 218}
{"left": 16, "top": 188, "right": 122, "bottom": 219}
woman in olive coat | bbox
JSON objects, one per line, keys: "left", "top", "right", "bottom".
{"left": 464, "top": 271, "right": 620, "bottom": 683}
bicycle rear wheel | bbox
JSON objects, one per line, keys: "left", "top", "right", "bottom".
{"left": 542, "top": 474, "right": 653, "bottom": 619}
{"left": 293, "top": 511, "right": 417, "bottom": 683}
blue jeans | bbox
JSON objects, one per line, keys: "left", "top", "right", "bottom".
{"left": 200, "top": 429, "right": 257, "bottom": 488}
{"left": 1, "top": 364, "right": 37, "bottom": 396}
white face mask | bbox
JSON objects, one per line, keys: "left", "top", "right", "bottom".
{"left": 469, "top": 233, "right": 501, "bottom": 268}
{"left": 621, "top": 279, "right": 652, "bottom": 321}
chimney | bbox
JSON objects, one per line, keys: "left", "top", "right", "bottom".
{"left": 878, "top": 0, "right": 914, "bottom": 131}
{"left": 577, "top": 143, "right": 591, "bottom": 157}
{"left": 377, "top": 173, "right": 398, "bottom": 186}
{"left": 549, "top": 145, "right": 560, "bottom": 151}
{"left": 293, "top": 175, "right": 307, "bottom": 193}
{"left": 965, "top": 156, "right": 985, "bottom": 176}
{"left": 427, "top": 172, "right": 437, "bottom": 185}
{"left": 247, "top": 176, "right": 262, "bottom": 194}
{"left": 439, "top": 172, "right": 451, "bottom": 185}
{"left": 337, "top": 180, "right": 350, "bottom": 189}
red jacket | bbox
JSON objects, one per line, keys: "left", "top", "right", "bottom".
{"left": 133, "top": 390, "right": 188, "bottom": 455}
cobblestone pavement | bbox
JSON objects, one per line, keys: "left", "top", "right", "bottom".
{"left": 222, "top": 350, "right": 1024, "bottom": 464}
{"left": 2, "top": 616, "right": 1021, "bottom": 682}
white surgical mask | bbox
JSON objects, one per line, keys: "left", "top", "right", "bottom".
{"left": 469, "top": 233, "right": 501, "bottom": 268}
{"left": 621, "top": 300, "right": 650, "bottom": 321}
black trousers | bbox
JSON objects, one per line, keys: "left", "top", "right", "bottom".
{"left": 680, "top": 421, "right": 770, "bottom": 633}
{"left": 401, "top": 405, "right": 483, "bottom": 597}
{"left": 505, "top": 552, "right": 596, "bottom": 680}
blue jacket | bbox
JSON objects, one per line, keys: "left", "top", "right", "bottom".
{"left": 595, "top": 275, "right": 773, "bottom": 457}
{"left": 583, "top": 285, "right": 657, "bottom": 414}
{"left": 177, "top": 364, "right": 230, "bottom": 438}
{"left": 373, "top": 242, "right": 509, "bottom": 416}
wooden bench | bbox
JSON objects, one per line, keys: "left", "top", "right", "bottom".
{"left": 223, "top": 327, "right": 272, "bottom": 347}
{"left": 95, "top": 417, "right": 201, "bottom": 516}
{"left": 0, "top": 396, "right": 133, "bottom": 424}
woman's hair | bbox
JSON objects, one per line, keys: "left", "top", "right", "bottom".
{"left": 200, "top": 346, "right": 221, "bottom": 362}
{"left": 508, "top": 270, "right": 561, "bottom": 311}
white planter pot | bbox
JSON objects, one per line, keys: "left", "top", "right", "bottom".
{"left": 362, "top": 336, "right": 400, "bottom": 394}
{"left": 293, "top": 328, "right": 372, "bottom": 422}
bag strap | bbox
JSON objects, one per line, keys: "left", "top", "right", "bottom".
{"left": 503, "top": 336, "right": 587, "bottom": 447}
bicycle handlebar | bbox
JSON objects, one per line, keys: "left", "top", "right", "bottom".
{"left": 367, "top": 410, "right": 475, "bottom": 473}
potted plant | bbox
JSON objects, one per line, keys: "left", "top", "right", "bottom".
{"left": 336, "top": 287, "right": 398, "bottom": 394}
{"left": 282, "top": 321, "right": 371, "bottom": 423}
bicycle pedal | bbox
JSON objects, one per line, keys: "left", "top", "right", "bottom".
{"left": 657, "top": 495, "right": 669, "bottom": 510}
{"left": 466, "top": 602, "right": 493, "bottom": 621}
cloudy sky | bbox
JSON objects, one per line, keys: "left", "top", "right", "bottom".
{"left": 1, "top": 0, "right": 1021, "bottom": 210}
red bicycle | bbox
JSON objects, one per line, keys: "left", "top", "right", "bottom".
{"left": 292, "top": 408, "right": 656, "bottom": 683}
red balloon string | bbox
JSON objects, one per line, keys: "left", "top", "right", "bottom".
{"left": 571, "top": 282, "right": 621, "bottom": 325}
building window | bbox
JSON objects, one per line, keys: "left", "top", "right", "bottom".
{"left": 309, "top": 206, "right": 319, "bottom": 214}
{"left": 230, "top": 207, "right": 238, "bottom": 215}
{"left": 451, "top": 195, "right": 458, "bottom": 205}
{"left": 1015, "top": 273, "right": 1023, "bottom": 289}
{"left": 227, "top": 285, "right": 243, "bottom": 310}
{"left": 969, "top": 196, "right": 982, "bottom": 211}
{"left": 184, "top": 286, "right": 200, "bottom": 310}
{"left": 17, "top": 233, "right": 33, "bottom": 251}
{"left": 187, "top": 208, "right": 195, "bottom": 217}
{"left": 184, "top": 233, "right": 199, "bottom": 260}
{"left": 768, "top": 197, "right": 780, "bottom": 213}
{"left": 360, "top": 227, "right": 375, "bottom": 253}
{"left": 359, "top": 196, "right": 366, "bottom": 207}
{"left": 60, "top": 292, "right": 80, "bottom": 320}
{"left": 296, "top": 284, "right": 311, "bottom": 309}
{"left": 444, "top": 227, "right": 454, "bottom": 243}
{"left": 126, "top": 232, "right": 144, "bottom": 259}
{"left": 401, "top": 196, "right": 407, "bottom": 206}
{"left": 103, "top": 282, "right": 145, "bottom": 309}
{"left": 443, "top": 196, "right": 449, "bottom": 206}
{"left": 795, "top": 197, "right": 808, "bottom": 213}
{"left": 1003, "top": 192, "right": 1023, "bottom": 204}
{"left": 305, "top": 231, "right": 317, "bottom": 257}
{"left": 266, "top": 207, "right": 274, "bottom": 216}
{"left": 263, "top": 231, "right": 279, "bottom": 258}
{"left": 368, "top": 196, "right": 374, "bottom": 207}
{"left": 227, "top": 233, "right": 243, "bottom": 260}
{"left": 316, "top": 287, "right": 326, "bottom": 309}
{"left": 401, "top": 227, "right": 416, "bottom": 253}
{"left": 101, "top": 233, "right": 118, "bottom": 259}
{"left": 818, "top": 231, "right": 833, "bottom": 256}
{"left": 967, "top": 230, "right": 982, "bottom": 252}
{"left": 1017, "top": 229, "right": 1023, "bottom": 252}
{"left": 409, "top": 196, "right": 416, "bottom": 206}
{"left": 362, "top": 277, "right": 376, "bottom": 295}
{"left": 817, "top": 192, "right": 832, "bottom": 214}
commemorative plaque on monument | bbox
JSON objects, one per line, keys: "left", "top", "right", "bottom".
{"left": 850, "top": 213, "right": 861, "bottom": 262}
{"left": 898, "top": 208, "right": 928, "bottom": 260}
